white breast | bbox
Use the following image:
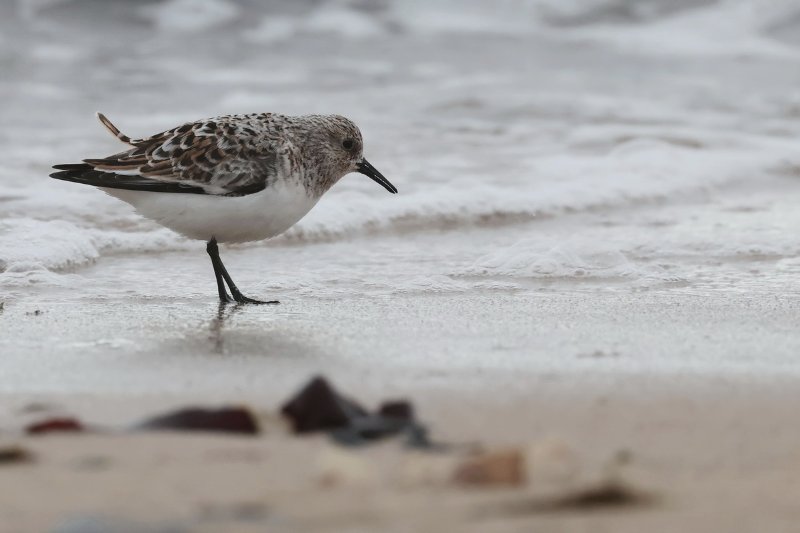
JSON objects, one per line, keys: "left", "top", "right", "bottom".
{"left": 102, "top": 181, "right": 319, "bottom": 243}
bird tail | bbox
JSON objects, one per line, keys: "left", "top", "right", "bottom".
{"left": 50, "top": 163, "right": 206, "bottom": 194}
{"left": 96, "top": 112, "right": 146, "bottom": 146}
{"left": 50, "top": 163, "right": 110, "bottom": 187}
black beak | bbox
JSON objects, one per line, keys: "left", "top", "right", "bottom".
{"left": 357, "top": 159, "right": 397, "bottom": 194}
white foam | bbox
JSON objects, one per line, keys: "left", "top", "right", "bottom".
{"left": 243, "top": 15, "right": 299, "bottom": 45}
{"left": 245, "top": 5, "right": 381, "bottom": 44}
{"left": 139, "top": 0, "right": 239, "bottom": 32}
{"left": 0, "top": 137, "right": 789, "bottom": 286}
{"left": 0, "top": 217, "right": 192, "bottom": 284}
{"left": 0, "top": 219, "right": 99, "bottom": 273}
{"left": 289, "top": 143, "right": 782, "bottom": 242}
{"left": 463, "top": 236, "right": 673, "bottom": 282}
{"left": 389, "top": 0, "right": 538, "bottom": 34}
{"left": 304, "top": 5, "right": 382, "bottom": 39}
{"left": 560, "top": 0, "right": 800, "bottom": 58}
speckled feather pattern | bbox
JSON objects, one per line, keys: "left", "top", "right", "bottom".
{"left": 82, "top": 112, "right": 365, "bottom": 198}
{"left": 49, "top": 112, "right": 395, "bottom": 243}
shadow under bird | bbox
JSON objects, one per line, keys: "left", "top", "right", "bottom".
{"left": 50, "top": 112, "right": 397, "bottom": 304}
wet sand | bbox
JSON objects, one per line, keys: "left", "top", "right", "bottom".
{"left": 2, "top": 286, "right": 800, "bottom": 531}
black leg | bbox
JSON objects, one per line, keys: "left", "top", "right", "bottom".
{"left": 205, "top": 238, "right": 278, "bottom": 305}
{"left": 207, "top": 238, "right": 234, "bottom": 303}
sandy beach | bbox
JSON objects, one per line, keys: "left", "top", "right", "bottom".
{"left": 3, "top": 280, "right": 800, "bottom": 531}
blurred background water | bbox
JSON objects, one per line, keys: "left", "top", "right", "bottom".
{"left": 1, "top": 0, "right": 800, "bottom": 298}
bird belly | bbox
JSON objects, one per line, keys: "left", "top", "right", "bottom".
{"left": 102, "top": 181, "right": 319, "bottom": 243}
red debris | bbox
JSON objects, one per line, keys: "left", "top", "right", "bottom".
{"left": 26, "top": 417, "right": 84, "bottom": 435}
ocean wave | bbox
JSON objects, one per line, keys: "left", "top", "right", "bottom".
{"left": 12, "top": 0, "right": 800, "bottom": 53}
{"left": 289, "top": 143, "right": 781, "bottom": 242}
{"left": 3, "top": 0, "right": 800, "bottom": 290}
{"left": 557, "top": 0, "right": 800, "bottom": 57}
{"left": 0, "top": 140, "right": 783, "bottom": 282}
{"left": 0, "top": 217, "right": 190, "bottom": 282}
{"left": 462, "top": 237, "right": 675, "bottom": 281}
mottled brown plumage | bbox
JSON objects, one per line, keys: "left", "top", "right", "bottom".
{"left": 52, "top": 112, "right": 392, "bottom": 198}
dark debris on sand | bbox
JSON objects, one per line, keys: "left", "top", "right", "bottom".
{"left": 0, "top": 445, "right": 33, "bottom": 465}
{"left": 543, "top": 481, "right": 651, "bottom": 510}
{"left": 11, "top": 377, "right": 439, "bottom": 449}
{"left": 483, "top": 479, "right": 653, "bottom": 518}
{"left": 281, "top": 376, "right": 367, "bottom": 433}
{"left": 136, "top": 407, "right": 259, "bottom": 435}
{"left": 281, "top": 376, "right": 438, "bottom": 449}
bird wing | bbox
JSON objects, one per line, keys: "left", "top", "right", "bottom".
{"left": 51, "top": 114, "right": 283, "bottom": 197}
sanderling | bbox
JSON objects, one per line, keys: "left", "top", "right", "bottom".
{"left": 51, "top": 112, "right": 397, "bottom": 304}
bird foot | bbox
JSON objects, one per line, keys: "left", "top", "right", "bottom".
{"left": 227, "top": 293, "right": 279, "bottom": 305}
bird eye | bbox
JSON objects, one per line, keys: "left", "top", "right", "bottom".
{"left": 342, "top": 139, "right": 355, "bottom": 150}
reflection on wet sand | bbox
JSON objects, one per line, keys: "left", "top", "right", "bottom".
{"left": 208, "top": 302, "right": 246, "bottom": 354}
{"left": 146, "top": 302, "right": 328, "bottom": 363}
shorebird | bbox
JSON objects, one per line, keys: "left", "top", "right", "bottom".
{"left": 51, "top": 112, "right": 397, "bottom": 304}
